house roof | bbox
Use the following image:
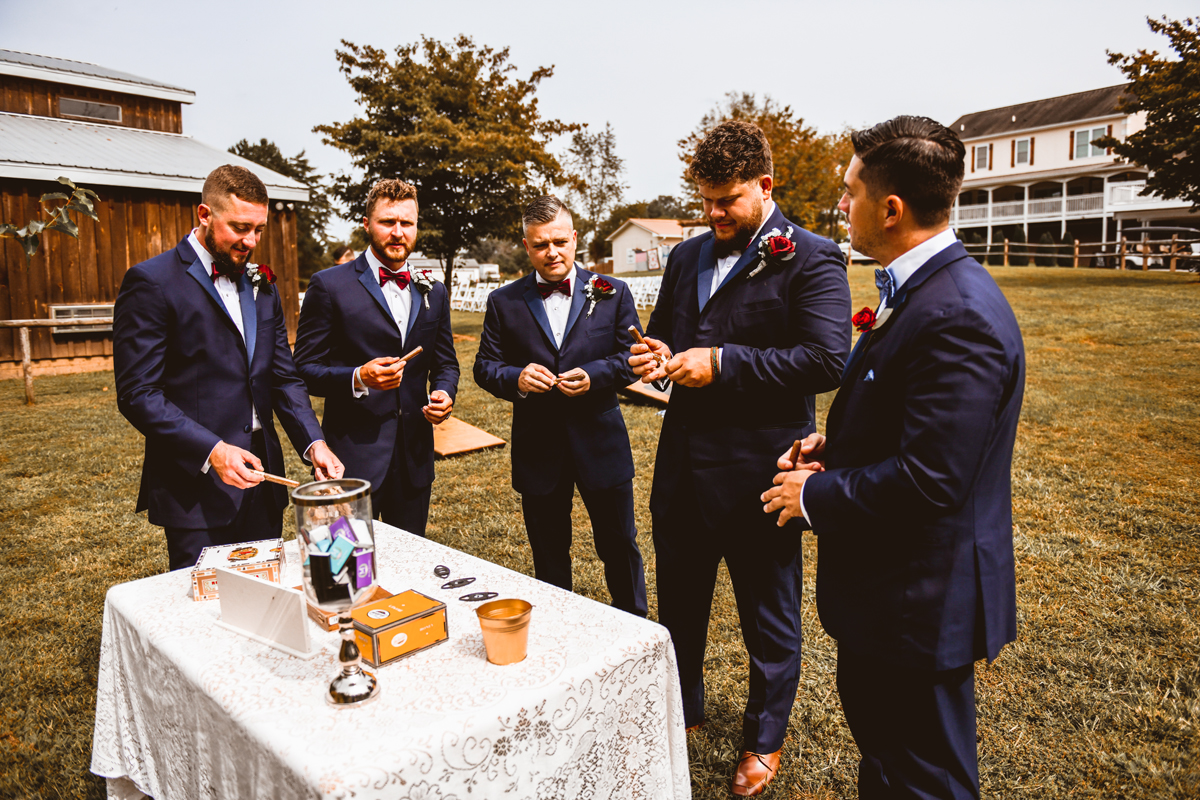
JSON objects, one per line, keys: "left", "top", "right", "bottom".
{"left": 605, "top": 218, "right": 686, "bottom": 242}
{"left": 949, "top": 84, "right": 1131, "bottom": 141}
{"left": 0, "top": 50, "right": 195, "bottom": 103}
{"left": 0, "top": 112, "right": 309, "bottom": 201}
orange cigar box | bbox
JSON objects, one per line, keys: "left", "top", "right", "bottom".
{"left": 190, "top": 539, "right": 283, "bottom": 601}
{"left": 350, "top": 590, "right": 449, "bottom": 667}
{"left": 293, "top": 584, "right": 394, "bottom": 631}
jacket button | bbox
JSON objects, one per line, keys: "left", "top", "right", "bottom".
{"left": 244, "top": 424, "right": 251, "bottom": 433}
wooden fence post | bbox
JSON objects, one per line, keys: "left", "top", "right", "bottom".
{"left": 1119, "top": 236, "right": 1127, "bottom": 270}
{"left": 19, "top": 326, "right": 34, "bottom": 405}
{"left": 1170, "top": 234, "right": 1178, "bottom": 272}
{"left": 1003, "top": 239, "right": 1010, "bottom": 267}
{"left": 1073, "top": 239, "right": 1080, "bottom": 268}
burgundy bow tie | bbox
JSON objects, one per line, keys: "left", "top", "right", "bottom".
{"left": 380, "top": 267, "right": 411, "bottom": 289}
{"left": 210, "top": 264, "right": 243, "bottom": 282}
{"left": 537, "top": 278, "right": 571, "bottom": 299}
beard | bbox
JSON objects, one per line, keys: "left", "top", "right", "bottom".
{"left": 205, "top": 227, "right": 249, "bottom": 276}
{"left": 709, "top": 197, "right": 766, "bottom": 259}
{"left": 368, "top": 230, "right": 412, "bottom": 266}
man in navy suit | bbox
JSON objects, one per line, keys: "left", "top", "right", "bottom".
{"left": 629, "top": 121, "right": 852, "bottom": 795}
{"left": 114, "top": 165, "right": 343, "bottom": 570}
{"left": 763, "top": 116, "right": 1026, "bottom": 799}
{"left": 474, "top": 196, "right": 647, "bottom": 617}
{"left": 294, "top": 179, "right": 459, "bottom": 537}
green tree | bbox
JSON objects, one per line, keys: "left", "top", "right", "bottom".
{"left": 1035, "top": 231, "right": 1056, "bottom": 266}
{"left": 678, "top": 92, "right": 852, "bottom": 238}
{"left": 1009, "top": 225, "right": 1028, "bottom": 266}
{"left": 315, "top": 36, "right": 577, "bottom": 287}
{"left": 468, "top": 236, "right": 531, "bottom": 277}
{"left": 566, "top": 122, "right": 627, "bottom": 243}
{"left": 229, "top": 139, "right": 334, "bottom": 285}
{"left": 1094, "top": 16, "right": 1200, "bottom": 208}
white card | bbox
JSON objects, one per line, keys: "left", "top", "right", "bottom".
{"left": 215, "top": 567, "right": 317, "bottom": 659}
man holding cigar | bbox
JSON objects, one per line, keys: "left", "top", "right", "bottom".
{"left": 473, "top": 196, "right": 647, "bottom": 616}
{"left": 295, "top": 178, "right": 459, "bottom": 537}
{"left": 629, "top": 121, "right": 851, "bottom": 794}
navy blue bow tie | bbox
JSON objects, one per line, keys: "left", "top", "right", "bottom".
{"left": 874, "top": 268, "right": 894, "bottom": 305}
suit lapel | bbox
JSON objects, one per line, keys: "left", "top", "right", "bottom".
{"left": 405, "top": 278, "right": 427, "bottom": 341}
{"left": 357, "top": 257, "right": 401, "bottom": 334}
{"left": 561, "top": 267, "right": 588, "bottom": 344}
{"left": 522, "top": 274, "right": 558, "bottom": 351}
{"left": 696, "top": 237, "right": 717, "bottom": 313}
{"left": 237, "top": 275, "right": 257, "bottom": 364}
{"left": 711, "top": 204, "right": 787, "bottom": 300}
{"left": 185, "top": 253, "right": 243, "bottom": 343}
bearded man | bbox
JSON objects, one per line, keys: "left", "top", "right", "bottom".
{"left": 629, "top": 120, "right": 851, "bottom": 795}
{"left": 294, "top": 179, "right": 458, "bottom": 537}
{"left": 114, "top": 165, "right": 343, "bottom": 570}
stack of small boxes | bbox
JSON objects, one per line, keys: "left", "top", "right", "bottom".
{"left": 305, "top": 516, "right": 376, "bottom": 605}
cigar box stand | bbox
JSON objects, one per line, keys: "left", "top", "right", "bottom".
{"left": 292, "top": 478, "right": 381, "bottom": 706}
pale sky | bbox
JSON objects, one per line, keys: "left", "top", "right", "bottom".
{"left": 2, "top": 0, "right": 1191, "bottom": 238}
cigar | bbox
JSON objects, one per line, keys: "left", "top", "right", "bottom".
{"left": 628, "top": 326, "right": 664, "bottom": 366}
{"left": 788, "top": 439, "right": 803, "bottom": 467}
{"left": 248, "top": 469, "right": 301, "bottom": 488}
{"left": 399, "top": 345, "right": 423, "bottom": 363}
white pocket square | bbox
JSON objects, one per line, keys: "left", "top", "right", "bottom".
{"left": 864, "top": 369, "right": 875, "bottom": 382}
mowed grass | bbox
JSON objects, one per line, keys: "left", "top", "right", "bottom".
{"left": 0, "top": 266, "right": 1197, "bottom": 799}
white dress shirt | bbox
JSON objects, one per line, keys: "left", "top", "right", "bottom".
{"left": 353, "top": 248, "right": 414, "bottom": 397}
{"left": 708, "top": 201, "right": 776, "bottom": 375}
{"left": 535, "top": 271, "right": 577, "bottom": 349}
{"left": 797, "top": 227, "right": 959, "bottom": 523}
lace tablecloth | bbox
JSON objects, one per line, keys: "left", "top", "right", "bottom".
{"left": 90, "top": 525, "right": 690, "bottom": 800}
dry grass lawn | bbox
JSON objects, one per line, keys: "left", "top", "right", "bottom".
{"left": 0, "top": 265, "right": 1197, "bottom": 799}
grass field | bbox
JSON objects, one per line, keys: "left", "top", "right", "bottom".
{"left": 1, "top": 265, "right": 1197, "bottom": 799}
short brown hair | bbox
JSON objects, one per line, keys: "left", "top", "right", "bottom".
{"left": 686, "top": 120, "right": 773, "bottom": 187}
{"left": 365, "top": 178, "right": 418, "bottom": 218}
{"left": 850, "top": 116, "right": 966, "bottom": 228}
{"left": 202, "top": 165, "right": 268, "bottom": 211}
{"left": 522, "top": 195, "right": 571, "bottom": 231}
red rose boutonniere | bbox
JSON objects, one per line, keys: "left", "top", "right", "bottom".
{"left": 584, "top": 275, "right": 616, "bottom": 317}
{"left": 245, "top": 263, "right": 276, "bottom": 299}
{"left": 853, "top": 306, "right": 876, "bottom": 333}
{"left": 748, "top": 226, "right": 797, "bottom": 279}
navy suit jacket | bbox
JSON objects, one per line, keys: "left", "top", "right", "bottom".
{"left": 293, "top": 254, "right": 460, "bottom": 490}
{"left": 113, "top": 237, "right": 325, "bottom": 528}
{"left": 473, "top": 267, "right": 639, "bottom": 495}
{"left": 646, "top": 205, "right": 852, "bottom": 525}
{"left": 805, "top": 241, "right": 1025, "bottom": 671}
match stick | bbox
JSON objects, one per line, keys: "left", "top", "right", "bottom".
{"left": 628, "top": 326, "right": 664, "bottom": 366}
{"left": 788, "top": 439, "right": 803, "bottom": 467}
{"left": 249, "top": 469, "right": 300, "bottom": 488}
{"left": 399, "top": 345, "right": 423, "bottom": 363}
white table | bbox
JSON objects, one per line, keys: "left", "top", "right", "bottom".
{"left": 90, "top": 524, "right": 690, "bottom": 799}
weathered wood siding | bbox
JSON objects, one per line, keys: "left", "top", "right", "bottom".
{"left": 0, "top": 179, "right": 301, "bottom": 362}
{"left": 0, "top": 75, "right": 183, "bottom": 133}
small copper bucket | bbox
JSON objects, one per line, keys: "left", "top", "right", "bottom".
{"left": 476, "top": 598, "right": 532, "bottom": 665}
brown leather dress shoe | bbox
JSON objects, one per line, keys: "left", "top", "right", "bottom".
{"left": 730, "top": 749, "right": 781, "bottom": 797}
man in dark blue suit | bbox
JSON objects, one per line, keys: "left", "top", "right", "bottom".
{"left": 630, "top": 121, "right": 852, "bottom": 795}
{"left": 114, "top": 165, "right": 343, "bottom": 570}
{"left": 474, "top": 196, "right": 646, "bottom": 617}
{"left": 763, "top": 116, "right": 1025, "bottom": 799}
{"left": 294, "top": 179, "right": 459, "bottom": 537}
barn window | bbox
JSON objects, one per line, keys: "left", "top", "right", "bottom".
{"left": 59, "top": 98, "right": 122, "bottom": 123}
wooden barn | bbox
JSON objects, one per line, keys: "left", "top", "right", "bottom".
{"left": 0, "top": 50, "right": 309, "bottom": 380}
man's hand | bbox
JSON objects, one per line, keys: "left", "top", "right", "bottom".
{"left": 518, "top": 363, "right": 557, "bottom": 394}
{"left": 761, "top": 468, "right": 815, "bottom": 527}
{"left": 778, "top": 433, "right": 826, "bottom": 472}
{"left": 359, "top": 356, "right": 405, "bottom": 391}
{"left": 423, "top": 390, "right": 453, "bottom": 424}
{"left": 629, "top": 336, "right": 673, "bottom": 383}
{"left": 209, "top": 441, "right": 265, "bottom": 489}
{"left": 664, "top": 347, "right": 715, "bottom": 388}
{"left": 308, "top": 440, "right": 345, "bottom": 481}
{"left": 556, "top": 368, "right": 590, "bottom": 397}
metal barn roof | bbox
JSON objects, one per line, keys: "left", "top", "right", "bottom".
{"left": 0, "top": 50, "right": 195, "bottom": 103}
{"left": 0, "top": 113, "right": 309, "bottom": 201}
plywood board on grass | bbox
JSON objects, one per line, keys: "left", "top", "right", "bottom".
{"left": 433, "top": 417, "right": 507, "bottom": 457}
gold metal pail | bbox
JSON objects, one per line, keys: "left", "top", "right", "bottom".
{"left": 476, "top": 598, "right": 532, "bottom": 665}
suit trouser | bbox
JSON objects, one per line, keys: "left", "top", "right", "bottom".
{"left": 651, "top": 472, "right": 804, "bottom": 753}
{"left": 837, "top": 646, "right": 979, "bottom": 800}
{"left": 164, "top": 432, "right": 281, "bottom": 571}
{"left": 373, "top": 433, "right": 432, "bottom": 538}
{"left": 520, "top": 474, "right": 648, "bottom": 617}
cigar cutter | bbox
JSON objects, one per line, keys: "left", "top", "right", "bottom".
{"left": 441, "top": 577, "right": 475, "bottom": 589}
{"left": 459, "top": 592, "right": 498, "bottom": 602}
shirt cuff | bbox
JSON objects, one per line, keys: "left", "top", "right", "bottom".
{"left": 353, "top": 367, "right": 369, "bottom": 397}
{"left": 201, "top": 441, "right": 220, "bottom": 475}
{"left": 518, "top": 390, "right": 528, "bottom": 399}
{"left": 799, "top": 480, "right": 811, "bottom": 525}
{"left": 303, "top": 439, "right": 325, "bottom": 464}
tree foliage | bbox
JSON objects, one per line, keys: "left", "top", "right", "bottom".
{"left": 588, "top": 195, "right": 690, "bottom": 262}
{"left": 565, "top": 122, "right": 627, "bottom": 241}
{"left": 0, "top": 177, "right": 98, "bottom": 262}
{"left": 315, "top": 36, "right": 577, "bottom": 286}
{"left": 678, "top": 92, "right": 852, "bottom": 238}
{"left": 1095, "top": 16, "right": 1200, "bottom": 208}
{"left": 468, "top": 236, "right": 531, "bottom": 277}
{"left": 229, "top": 138, "right": 335, "bottom": 283}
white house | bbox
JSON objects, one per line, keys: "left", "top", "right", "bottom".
{"left": 949, "top": 84, "right": 1195, "bottom": 246}
{"left": 606, "top": 218, "right": 687, "bottom": 272}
